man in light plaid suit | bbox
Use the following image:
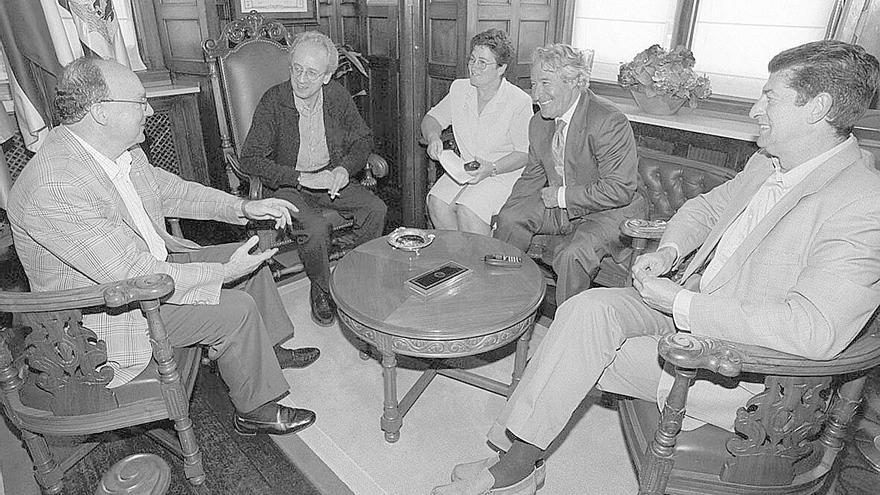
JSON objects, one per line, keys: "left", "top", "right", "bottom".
{"left": 8, "top": 57, "right": 318, "bottom": 436}
{"left": 433, "top": 41, "right": 880, "bottom": 494}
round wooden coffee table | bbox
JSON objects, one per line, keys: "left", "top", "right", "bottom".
{"left": 330, "top": 230, "right": 545, "bottom": 442}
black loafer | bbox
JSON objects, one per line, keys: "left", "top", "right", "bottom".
{"left": 310, "top": 283, "right": 335, "bottom": 326}
{"left": 233, "top": 405, "right": 316, "bottom": 436}
{"left": 275, "top": 346, "right": 320, "bottom": 369}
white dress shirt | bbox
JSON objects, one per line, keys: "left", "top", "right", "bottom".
{"left": 69, "top": 129, "right": 168, "bottom": 261}
{"left": 294, "top": 90, "right": 331, "bottom": 172}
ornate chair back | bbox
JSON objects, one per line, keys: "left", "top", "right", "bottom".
{"left": 204, "top": 12, "right": 292, "bottom": 162}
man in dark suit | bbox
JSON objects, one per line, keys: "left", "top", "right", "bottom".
{"left": 240, "top": 31, "right": 387, "bottom": 326}
{"left": 494, "top": 43, "right": 644, "bottom": 305}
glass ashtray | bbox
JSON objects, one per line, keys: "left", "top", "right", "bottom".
{"left": 387, "top": 227, "right": 435, "bottom": 252}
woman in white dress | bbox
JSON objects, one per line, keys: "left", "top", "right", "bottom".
{"left": 421, "top": 29, "right": 533, "bottom": 235}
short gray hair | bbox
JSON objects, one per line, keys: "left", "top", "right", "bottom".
{"left": 289, "top": 31, "right": 338, "bottom": 76}
{"left": 54, "top": 56, "right": 110, "bottom": 124}
{"left": 532, "top": 44, "right": 595, "bottom": 91}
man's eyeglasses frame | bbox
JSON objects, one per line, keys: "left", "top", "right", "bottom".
{"left": 290, "top": 65, "right": 326, "bottom": 82}
{"left": 99, "top": 98, "right": 149, "bottom": 110}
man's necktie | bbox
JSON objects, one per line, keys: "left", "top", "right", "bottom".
{"left": 551, "top": 119, "right": 570, "bottom": 229}
{"left": 552, "top": 119, "right": 567, "bottom": 183}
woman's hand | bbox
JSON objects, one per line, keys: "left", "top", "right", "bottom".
{"left": 426, "top": 138, "right": 443, "bottom": 161}
{"left": 466, "top": 158, "right": 495, "bottom": 184}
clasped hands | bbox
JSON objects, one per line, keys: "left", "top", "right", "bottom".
{"left": 223, "top": 197, "right": 299, "bottom": 283}
{"left": 631, "top": 246, "right": 683, "bottom": 314}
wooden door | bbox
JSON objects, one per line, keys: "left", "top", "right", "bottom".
{"left": 152, "top": 0, "right": 225, "bottom": 76}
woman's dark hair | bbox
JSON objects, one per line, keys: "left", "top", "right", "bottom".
{"left": 470, "top": 28, "right": 515, "bottom": 68}
{"left": 54, "top": 56, "right": 110, "bottom": 125}
{"left": 768, "top": 40, "right": 880, "bottom": 137}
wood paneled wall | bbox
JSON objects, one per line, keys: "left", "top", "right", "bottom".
{"left": 426, "top": 0, "right": 560, "bottom": 105}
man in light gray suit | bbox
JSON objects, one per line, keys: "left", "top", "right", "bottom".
{"left": 433, "top": 40, "right": 880, "bottom": 495}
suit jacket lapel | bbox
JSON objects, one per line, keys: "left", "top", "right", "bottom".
{"left": 564, "top": 91, "right": 590, "bottom": 181}
{"left": 701, "top": 141, "right": 863, "bottom": 292}
{"left": 679, "top": 154, "right": 772, "bottom": 282}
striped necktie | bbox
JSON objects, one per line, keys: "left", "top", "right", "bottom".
{"left": 552, "top": 119, "right": 567, "bottom": 183}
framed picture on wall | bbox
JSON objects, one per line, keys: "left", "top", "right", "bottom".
{"left": 239, "top": 0, "right": 318, "bottom": 23}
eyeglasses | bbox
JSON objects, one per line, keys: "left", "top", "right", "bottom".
{"left": 291, "top": 64, "right": 325, "bottom": 82}
{"left": 100, "top": 97, "right": 149, "bottom": 110}
{"left": 467, "top": 57, "right": 497, "bottom": 71}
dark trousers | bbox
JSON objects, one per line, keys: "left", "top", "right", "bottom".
{"left": 494, "top": 194, "right": 644, "bottom": 305}
{"left": 164, "top": 243, "right": 294, "bottom": 412}
{"left": 274, "top": 182, "right": 387, "bottom": 292}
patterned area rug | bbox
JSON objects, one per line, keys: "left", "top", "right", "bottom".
{"left": 60, "top": 368, "right": 322, "bottom": 495}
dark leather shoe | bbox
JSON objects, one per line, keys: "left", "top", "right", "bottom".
{"left": 233, "top": 405, "right": 316, "bottom": 436}
{"left": 310, "top": 283, "right": 335, "bottom": 326}
{"left": 275, "top": 346, "right": 320, "bottom": 369}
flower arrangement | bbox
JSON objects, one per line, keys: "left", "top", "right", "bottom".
{"left": 618, "top": 44, "right": 712, "bottom": 108}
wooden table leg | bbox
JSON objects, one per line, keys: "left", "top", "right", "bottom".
{"left": 380, "top": 351, "right": 402, "bottom": 443}
{"left": 509, "top": 325, "right": 534, "bottom": 395}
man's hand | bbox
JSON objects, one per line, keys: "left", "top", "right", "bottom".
{"left": 242, "top": 198, "right": 299, "bottom": 230}
{"left": 632, "top": 269, "right": 682, "bottom": 314}
{"left": 223, "top": 236, "right": 277, "bottom": 284}
{"left": 328, "top": 166, "right": 350, "bottom": 199}
{"left": 426, "top": 137, "right": 443, "bottom": 161}
{"left": 541, "top": 186, "right": 560, "bottom": 208}
{"left": 466, "top": 158, "right": 494, "bottom": 184}
{"left": 631, "top": 246, "right": 677, "bottom": 280}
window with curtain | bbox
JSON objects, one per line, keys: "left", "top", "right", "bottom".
{"left": 572, "top": 0, "right": 841, "bottom": 100}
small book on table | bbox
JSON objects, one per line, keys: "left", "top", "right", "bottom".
{"left": 406, "top": 261, "right": 472, "bottom": 295}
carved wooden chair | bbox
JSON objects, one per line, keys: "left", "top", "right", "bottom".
{"left": 0, "top": 274, "right": 204, "bottom": 494}
{"left": 620, "top": 310, "right": 880, "bottom": 495}
{"left": 203, "top": 11, "right": 389, "bottom": 278}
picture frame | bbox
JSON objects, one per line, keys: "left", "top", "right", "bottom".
{"left": 239, "top": 0, "right": 319, "bottom": 24}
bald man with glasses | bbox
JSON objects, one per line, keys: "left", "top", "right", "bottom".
{"left": 240, "top": 30, "right": 387, "bottom": 327}
{"left": 8, "top": 56, "right": 322, "bottom": 436}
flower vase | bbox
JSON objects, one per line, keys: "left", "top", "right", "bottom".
{"left": 630, "top": 90, "right": 687, "bottom": 116}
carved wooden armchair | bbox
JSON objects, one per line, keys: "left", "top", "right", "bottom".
{"left": 620, "top": 310, "right": 880, "bottom": 495}
{"left": 0, "top": 274, "right": 204, "bottom": 494}
{"left": 203, "top": 11, "right": 389, "bottom": 278}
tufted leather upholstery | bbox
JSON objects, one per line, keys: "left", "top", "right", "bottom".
{"left": 637, "top": 147, "right": 736, "bottom": 221}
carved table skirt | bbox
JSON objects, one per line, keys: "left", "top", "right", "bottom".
{"left": 330, "top": 231, "right": 545, "bottom": 442}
